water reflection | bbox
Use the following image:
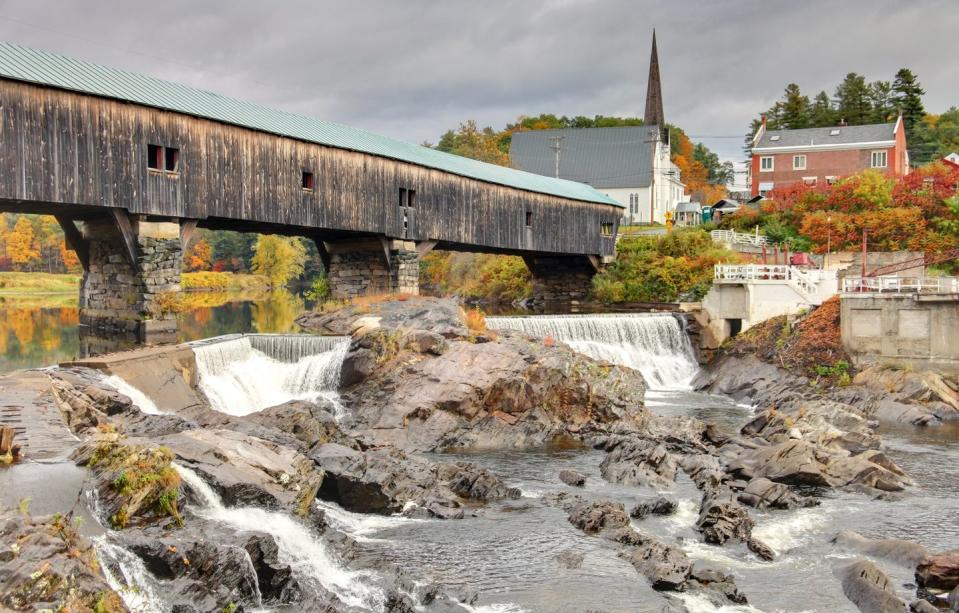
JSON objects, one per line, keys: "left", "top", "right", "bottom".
{"left": 0, "top": 289, "right": 311, "bottom": 371}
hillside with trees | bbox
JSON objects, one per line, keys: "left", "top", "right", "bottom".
{"left": 747, "top": 69, "right": 957, "bottom": 164}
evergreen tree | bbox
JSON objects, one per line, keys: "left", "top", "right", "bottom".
{"left": 867, "top": 80, "right": 895, "bottom": 123}
{"left": 834, "top": 73, "right": 872, "bottom": 125}
{"left": 779, "top": 83, "right": 811, "bottom": 129}
{"left": 809, "top": 91, "right": 837, "bottom": 127}
{"left": 892, "top": 68, "right": 926, "bottom": 135}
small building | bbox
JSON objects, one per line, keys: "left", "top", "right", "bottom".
{"left": 674, "top": 201, "right": 702, "bottom": 227}
{"left": 942, "top": 152, "right": 959, "bottom": 169}
{"left": 749, "top": 116, "right": 909, "bottom": 197}
{"left": 709, "top": 198, "right": 742, "bottom": 222}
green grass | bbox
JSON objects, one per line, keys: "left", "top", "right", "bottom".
{"left": 0, "top": 272, "right": 81, "bottom": 295}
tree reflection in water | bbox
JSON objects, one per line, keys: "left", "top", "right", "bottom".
{"left": 0, "top": 289, "right": 310, "bottom": 371}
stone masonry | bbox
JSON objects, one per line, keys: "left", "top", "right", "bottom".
{"left": 79, "top": 217, "right": 182, "bottom": 341}
{"left": 525, "top": 255, "right": 598, "bottom": 306}
{"left": 326, "top": 239, "right": 421, "bottom": 299}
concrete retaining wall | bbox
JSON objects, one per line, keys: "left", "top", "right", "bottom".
{"left": 841, "top": 294, "right": 959, "bottom": 373}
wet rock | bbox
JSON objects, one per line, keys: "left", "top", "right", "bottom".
{"left": 630, "top": 496, "right": 677, "bottom": 519}
{"left": 567, "top": 500, "right": 630, "bottom": 534}
{"left": 0, "top": 510, "right": 123, "bottom": 611}
{"left": 688, "top": 565, "right": 748, "bottom": 604}
{"left": 310, "top": 443, "right": 516, "bottom": 519}
{"left": 296, "top": 296, "right": 470, "bottom": 339}
{"left": 832, "top": 530, "right": 929, "bottom": 567}
{"left": 950, "top": 586, "right": 959, "bottom": 612}
{"left": 243, "top": 533, "right": 301, "bottom": 603}
{"left": 916, "top": 550, "right": 959, "bottom": 591}
{"left": 49, "top": 374, "right": 131, "bottom": 432}
{"left": 159, "top": 428, "right": 322, "bottom": 516}
{"left": 839, "top": 559, "right": 908, "bottom": 612}
{"left": 909, "top": 599, "right": 939, "bottom": 613}
{"left": 556, "top": 550, "right": 585, "bottom": 569}
{"left": 598, "top": 437, "right": 677, "bottom": 489}
{"left": 403, "top": 329, "right": 447, "bottom": 355}
{"left": 738, "top": 477, "right": 818, "bottom": 510}
{"left": 621, "top": 537, "right": 693, "bottom": 591}
{"left": 735, "top": 439, "right": 829, "bottom": 486}
{"left": 243, "top": 399, "right": 352, "bottom": 452}
{"left": 696, "top": 489, "right": 753, "bottom": 545}
{"left": 559, "top": 469, "right": 586, "bottom": 487}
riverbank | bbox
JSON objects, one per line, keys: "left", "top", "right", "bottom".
{"left": 0, "top": 272, "right": 80, "bottom": 295}
{"left": 1, "top": 297, "right": 958, "bottom": 611}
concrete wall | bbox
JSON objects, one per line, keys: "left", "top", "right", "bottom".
{"left": 841, "top": 294, "right": 959, "bottom": 373}
{"left": 824, "top": 251, "right": 924, "bottom": 280}
{"left": 701, "top": 282, "right": 812, "bottom": 346}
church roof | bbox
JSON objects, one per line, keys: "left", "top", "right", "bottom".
{"left": 509, "top": 126, "right": 659, "bottom": 188}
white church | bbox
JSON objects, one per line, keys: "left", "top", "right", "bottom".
{"left": 509, "top": 32, "right": 685, "bottom": 225}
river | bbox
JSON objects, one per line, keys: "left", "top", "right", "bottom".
{"left": 0, "top": 289, "right": 312, "bottom": 371}
{"left": 1, "top": 307, "right": 957, "bottom": 611}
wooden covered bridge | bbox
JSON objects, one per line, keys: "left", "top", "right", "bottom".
{"left": 0, "top": 43, "right": 622, "bottom": 340}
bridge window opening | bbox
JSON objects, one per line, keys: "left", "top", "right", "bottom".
{"left": 398, "top": 188, "right": 407, "bottom": 207}
{"left": 407, "top": 189, "right": 416, "bottom": 208}
{"left": 302, "top": 171, "right": 314, "bottom": 191}
{"left": 601, "top": 222, "right": 614, "bottom": 237}
{"left": 147, "top": 144, "right": 162, "bottom": 170}
{"left": 164, "top": 147, "right": 179, "bottom": 173}
{"left": 525, "top": 211, "right": 532, "bottom": 227}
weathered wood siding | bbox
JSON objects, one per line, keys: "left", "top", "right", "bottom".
{"left": 0, "top": 79, "right": 619, "bottom": 256}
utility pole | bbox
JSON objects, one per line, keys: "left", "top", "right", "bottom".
{"left": 548, "top": 136, "right": 565, "bottom": 178}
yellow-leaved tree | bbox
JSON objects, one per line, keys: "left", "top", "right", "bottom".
{"left": 6, "top": 216, "right": 41, "bottom": 270}
{"left": 251, "top": 234, "right": 307, "bottom": 288}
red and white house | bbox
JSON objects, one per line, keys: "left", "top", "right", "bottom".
{"left": 749, "top": 115, "right": 909, "bottom": 197}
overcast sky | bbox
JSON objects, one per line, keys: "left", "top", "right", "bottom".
{"left": 1, "top": 0, "right": 957, "bottom": 187}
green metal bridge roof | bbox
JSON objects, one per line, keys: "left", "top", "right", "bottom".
{"left": 0, "top": 42, "right": 621, "bottom": 208}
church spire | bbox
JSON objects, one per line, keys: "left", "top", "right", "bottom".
{"left": 643, "top": 30, "right": 665, "bottom": 130}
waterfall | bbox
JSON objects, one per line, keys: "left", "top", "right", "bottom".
{"left": 175, "top": 463, "right": 385, "bottom": 610}
{"left": 486, "top": 313, "right": 698, "bottom": 389}
{"left": 101, "top": 375, "right": 163, "bottom": 415}
{"left": 192, "top": 335, "right": 350, "bottom": 416}
{"left": 96, "top": 538, "right": 167, "bottom": 613}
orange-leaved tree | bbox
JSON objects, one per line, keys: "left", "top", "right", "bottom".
{"left": 5, "top": 216, "right": 41, "bottom": 270}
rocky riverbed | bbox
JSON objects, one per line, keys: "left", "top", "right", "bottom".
{"left": 1, "top": 296, "right": 958, "bottom": 612}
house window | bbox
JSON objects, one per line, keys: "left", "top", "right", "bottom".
{"left": 803, "top": 177, "right": 817, "bottom": 186}
{"left": 302, "top": 171, "right": 315, "bottom": 191}
{"left": 525, "top": 211, "right": 533, "bottom": 227}
{"left": 164, "top": 147, "right": 179, "bottom": 172}
{"left": 793, "top": 155, "right": 806, "bottom": 170}
{"left": 871, "top": 150, "right": 888, "bottom": 168}
{"left": 760, "top": 156, "right": 774, "bottom": 171}
{"left": 601, "top": 222, "right": 614, "bottom": 237}
{"left": 147, "top": 144, "right": 162, "bottom": 170}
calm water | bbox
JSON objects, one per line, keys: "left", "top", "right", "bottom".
{"left": 0, "top": 289, "right": 312, "bottom": 371}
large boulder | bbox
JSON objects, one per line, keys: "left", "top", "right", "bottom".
{"left": 832, "top": 530, "right": 928, "bottom": 567}
{"left": 566, "top": 500, "right": 630, "bottom": 534}
{"left": 738, "top": 477, "right": 819, "bottom": 510}
{"left": 309, "top": 443, "right": 518, "bottom": 519}
{"left": 159, "top": 428, "right": 322, "bottom": 517}
{"left": 917, "top": 550, "right": 959, "bottom": 591}
{"left": 597, "top": 437, "right": 678, "bottom": 489}
{"left": 839, "top": 559, "right": 908, "bottom": 613}
{"left": 621, "top": 537, "right": 693, "bottom": 591}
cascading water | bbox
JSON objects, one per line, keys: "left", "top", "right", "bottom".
{"left": 486, "top": 313, "right": 699, "bottom": 389}
{"left": 174, "top": 463, "right": 385, "bottom": 610}
{"left": 192, "top": 334, "right": 349, "bottom": 416}
{"left": 101, "top": 375, "right": 163, "bottom": 415}
{"left": 95, "top": 538, "right": 167, "bottom": 613}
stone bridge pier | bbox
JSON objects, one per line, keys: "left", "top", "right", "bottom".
{"left": 321, "top": 238, "right": 436, "bottom": 299}
{"left": 524, "top": 255, "right": 602, "bottom": 307}
{"left": 58, "top": 210, "right": 192, "bottom": 343}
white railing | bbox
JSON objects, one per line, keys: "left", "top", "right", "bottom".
{"left": 714, "top": 265, "right": 838, "bottom": 302}
{"left": 842, "top": 276, "right": 959, "bottom": 294}
{"left": 710, "top": 229, "right": 768, "bottom": 247}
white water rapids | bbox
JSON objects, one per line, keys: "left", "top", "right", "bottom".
{"left": 486, "top": 313, "right": 699, "bottom": 389}
{"left": 192, "top": 335, "right": 349, "bottom": 416}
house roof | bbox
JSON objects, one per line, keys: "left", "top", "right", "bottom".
{"left": 675, "top": 201, "right": 701, "bottom": 213}
{"left": 712, "top": 199, "right": 741, "bottom": 211}
{"left": 753, "top": 122, "right": 897, "bottom": 151}
{"left": 509, "top": 126, "right": 658, "bottom": 188}
{"left": 0, "top": 42, "right": 619, "bottom": 208}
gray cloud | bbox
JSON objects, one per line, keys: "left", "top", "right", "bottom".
{"left": 1, "top": 0, "right": 956, "bottom": 184}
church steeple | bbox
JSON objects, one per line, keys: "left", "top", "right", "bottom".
{"left": 643, "top": 30, "right": 666, "bottom": 134}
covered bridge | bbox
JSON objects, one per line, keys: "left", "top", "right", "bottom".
{"left": 0, "top": 43, "right": 622, "bottom": 340}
